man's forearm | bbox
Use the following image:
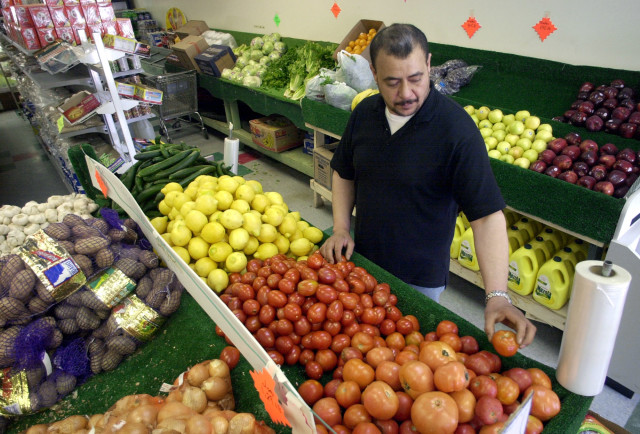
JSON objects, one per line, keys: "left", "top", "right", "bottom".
{"left": 470, "top": 211, "right": 509, "bottom": 294}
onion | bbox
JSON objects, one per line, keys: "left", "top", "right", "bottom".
{"left": 182, "top": 386, "right": 208, "bottom": 413}
{"left": 157, "top": 417, "right": 187, "bottom": 433}
{"left": 186, "top": 414, "right": 213, "bottom": 434}
{"left": 208, "top": 360, "right": 230, "bottom": 379}
{"left": 126, "top": 404, "right": 159, "bottom": 426}
{"left": 48, "top": 415, "right": 88, "bottom": 433}
{"left": 228, "top": 413, "right": 256, "bottom": 434}
{"left": 201, "top": 377, "right": 231, "bottom": 401}
{"left": 117, "top": 421, "right": 149, "bottom": 434}
{"left": 187, "top": 362, "right": 211, "bottom": 388}
{"left": 157, "top": 401, "right": 195, "bottom": 423}
{"left": 166, "top": 387, "right": 184, "bottom": 403}
{"left": 209, "top": 415, "right": 230, "bottom": 434}
{"left": 24, "top": 424, "right": 48, "bottom": 434}
{"left": 88, "top": 414, "right": 105, "bottom": 429}
{"left": 217, "top": 393, "right": 236, "bottom": 411}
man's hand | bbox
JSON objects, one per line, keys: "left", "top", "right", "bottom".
{"left": 319, "top": 229, "right": 355, "bottom": 264}
{"left": 484, "top": 297, "right": 537, "bottom": 349}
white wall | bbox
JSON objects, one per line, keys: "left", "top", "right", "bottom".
{"left": 135, "top": 0, "right": 640, "bottom": 72}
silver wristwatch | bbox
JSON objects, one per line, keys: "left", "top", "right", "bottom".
{"left": 485, "top": 290, "right": 512, "bottom": 305}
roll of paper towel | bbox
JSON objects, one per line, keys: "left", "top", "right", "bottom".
{"left": 556, "top": 260, "right": 631, "bottom": 396}
{"left": 224, "top": 137, "right": 239, "bottom": 175}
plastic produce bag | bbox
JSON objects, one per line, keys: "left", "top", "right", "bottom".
{"left": 325, "top": 82, "right": 358, "bottom": 111}
{"left": 305, "top": 68, "right": 337, "bottom": 102}
{"left": 335, "top": 51, "right": 377, "bottom": 93}
{"left": 429, "top": 59, "right": 468, "bottom": 81}
{"left": 434, "top": 65, "right": 482, "bottom": 95}
{"left": 201, "top": 30, "right": 237, "bottom": 49}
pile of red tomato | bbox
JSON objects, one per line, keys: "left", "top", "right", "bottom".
{"left": 215, "top": 252, "right": 561, "bottom": 433}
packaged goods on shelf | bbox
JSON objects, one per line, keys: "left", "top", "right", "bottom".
{"left": 249, "top": 115, "right": 305, "bottom": 153}
{"left": 57, "top": 90, "right": 101, "bottom": 124}
{"left": 102, "top": 34, "right": 150, "bottom": 58}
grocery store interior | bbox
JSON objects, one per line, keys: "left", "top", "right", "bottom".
{"left": 1, "top": 0, "right": 640, "bottom": 432}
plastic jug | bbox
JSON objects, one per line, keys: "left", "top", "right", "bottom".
{"left": 556, "top": 247, "right": 579, "bottom": 269}
{"left": 460, "top": 212, "right": 471, "bottom": 230}
{"left": 539, "top": 227, "right": 564, "bottom": 252}
{"left": 515, "top": 217, "right": 539, "bottom": 241}
{"left": 450, "top": 216, "right": 465, "bottom": 259}
{"left": 566, "top": 239, "right": 588, "bottom": 262}
{"left": 508, "top": 243, "right": 546, "bottom": 296}
{"left": 503, "top": 209, "right": 519, "bottom": 227}
{"left": 458, "top": 227, "right": 479, "bottom": 271}
{"left": 507, "top": 225, "right": 529, "bottom": 255}
{"left": 529, "top": 235, "right": 556, "bottom": 263}
{"left": 533, "top": 256, "right": 575, "bottom": 310}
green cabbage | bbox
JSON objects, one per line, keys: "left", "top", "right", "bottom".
{"left": 250, "top": 36, "right": 264, "bottom": 49}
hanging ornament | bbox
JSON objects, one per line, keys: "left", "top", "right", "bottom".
{"left": 331, "top": 2, "right": 341, "bottom": 18}
{"left": 274, "top": 13, "right": 280, "bottom": 27}
{"left": 533, "top": 16, "right": 557, "bottom": 42}
{"left": 461, "top": 16, "right": 481, "bottom": 39}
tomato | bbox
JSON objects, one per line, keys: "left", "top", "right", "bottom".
{"left": 343, "top": 403, "right": 371, "bottom": 429}
{"left": 524, "top": 385, "right": 561, "bottom": 421}
{"left": 411, "top": 391, "right": 458, "bottom": 434}
{"left": 343, "top": 358, "right": 376, "bottom": 389}
{"left": 294, "top": 317, "right": 312, "bottom": 336}
{"left": 271, "top": 260, "right": 289, "bottom": 276}
{"left": 495, "top": 375, "right": 519, "bottom": 405}
{"left": 299, "top": 348, "right": 315, "bottom": 365}
{"left": 341, "top": 346, "right": 364, "bottom": 364}
{"left": 316, "top": 424, "right": 330, "bottom": 434}
{"left": 361, "top": 273, "right": 378, "bottom": 293}
{"left": 285, "top": 345, "right": 301, "bottom": 365}
{"left": 469, "top": 375, "right": 498, "bottom": 399}
{"left": 275, "top": 336, "right": 294, "bottom": 355}
{"left": 395, "top": 350, "right": 418, "bottom": 366}
{"left": 353, "top": 422, "right": 381, "bottom": 434}
{"left": 335, "top": 380, "right": 361, "bottom": 408}
{"left": 454, "top": 424, "right": 476, "bottom": 434}
{"left": 464, "top": 353, "right": 492, "bottom": 376}
{"left": 436, "top": 320, "right": 459, "bottom": 337}
{"left": 393, "top": 391, "right": 413, "bottom": 422}
{"left": 449, "top": 388, "right": 476, "bottom": 424}
{"left": 229, "top": 272, "right": 242, "bottom": 283}
{"left": 380, "top": 319, "right": 397, "bottom": 336}
{"left": 362, "top": 381, "right": 400, "bottom": 420}
{"left": 333, "top": 425, "right": 351, "bottom": 434}
{"left": 527, "top": 368, "right": 552, "bottom": 389}
{"left": 478, "top": 421, "right": 506, "bottom": 434}
{"left": 502, "top": 367, "right": 532, "bottom": 393}
{"left": 318, "top": 267, "right": 337, "bottom": 284}
{"left": 313, "top": 397, "right": 342, "bottom": 427}
{"left": 376, "top": 361, "right": 402, "bottom": 391}
{"left": 297, "top": 279, "right": 318, "bottom": 297}
{"left": 395, "top": 318, "right": 414, "bottom": 335}
{"left": 311, "top": 331, "right": 333, "bottom": 350}
{"left": 246, "top": 258, "right": 263, "bottom": 273}
{"left": 300, "top": 267, "right": 319, "bottom": 281}
{"left": 317, "top": 285, "right": 338, "bottom": 304}
{"left": 348, "top": 276, "right": 367, "bottom": 294}
{"left": 324, "top": 379, "right": 341, "bottom": 399}
{"left": 433, "top": 361, "right": 469, "bottom": 393}
{"left": 373, "top": 290, "right": 390, "bottom": 307}
{"left": 307, "top": 302, "right": 328, "bottom": 324}
{"left": 305, "top": 360, "right": 324, "bottom": 380}
{"left": 475, "top": 395, "right": 503, "bottom": 425}
{"left": 439, "top": 332, "right": 462, "bottom": 353}
{"left": 375, "top": 419, "right": 399, "bottom": 434}
{"left": 398, "top": 420, "right": 418, "bottom": 434}
{"left": 477, "top": 350, "right": 502, "bottom": 373}
{"left": 398, "top": 360, "right": 434, "bottom": 399}
{"left": 385, "top": 305, "right": 403, "bottom": 322}
{"left": 307, "top": 252, "right": 325, "bottom": 270}
{"left": 331, "top": 334, "right": 351, "bottom": 354}
{"left": 386, "top": 332, "right": 406, "bottom": 351}
{"left": 419, "top": 341, "right": 457, "bottom": 372}
{"left": 323, "top": 320, "right": 342, "bottom": 336}
{"left": 526, "top": 415, "right": 544, "bottom": 434}
{"left": 275, "top": 318, "right": 294, "bottom": 336}
{"left": 424, "top": 331, "right": 438, "bottom": 342}
{"left": 455, "top": 352, "right": 468, "bottom": 364}
{"left": 268, "top": 349, "right": 284, "bottom": 365}
{"left": 219, "top": 346, "right": 240, "bottom": 369}
{"left": 298, "top": 379, "right": 324, "bottom": 405}
{"left": 266, "top": 290, "right": 287, "bottom": 308}
{"left": 257, "top": 266, "right": 272, "bottom": 278}
{"left": 316, "top": 349, "right": 338, "bottom": 372}
{"left": 366, "top": 347, "right": 395, "bottom": 369}
{"left": 491, "top": 330, "right": 519, "bottom": 357}
{"left": 404, "top": 331, "right": 424, "bottom": 347}
{"left": 277, "top": 278, "right": 296, "bottom": 294}
{"left": 255, "top": 327, "right": 275, "bottom": 348}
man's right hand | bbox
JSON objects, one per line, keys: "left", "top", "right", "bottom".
{"left": 319, "top": 229, "right": 355, "bottom": 264}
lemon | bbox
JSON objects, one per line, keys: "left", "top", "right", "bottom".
{"left": 262, "top": 207, "right": 284, "bottom": 226}
{"left": 170, "top": 224, "right": 192, "bottom": 247}
{"left": 180, "top": 201, "right": 197, "bottom": 217}
{"left": 214, "top": 190, "right": 234, "bottom": 210}
{"left": 189, "top": 263, "right": 197, "bottom": 272}
{"left": 232, "top": 175, "right": 245, "bottom": 185}
{"left": 207, "top": 268, "right": 229, "bottom": 293}
{"left": 185, "top": 210, "right": 208, "bottom": 234}
{"left": 164, "top": 190, "right": 181, "bottom": 208}
{"left": 235, "top": 184, "right": 256, "bottom": 203}
{"left": 172, "top": 246, "right": 191, "bottom": 264}
{"left": 265, "top": 191, "right": 284, "bottom": 205}
{"left": 199, "top": 180, "right": 218, "bottom": 191}
{"left": 173, "top": 193, "right": 191, "bottom": 212}
{"left": 196, "top": 189, "right": 216, "bottom": 199}
{"left": 251, "top": 194, "right": 270, "bottom": 213}
{"left": 245, "top": 179, "right": 263, "bottom": 194}
{"left": 195, "top": 257, "right": 217, "bottom": 277}
{"left": 217, "top": 176, "right": 239, "bottom": 194}
{"left": 257, "top": 223, "right": 278, "bottom": 243}
{"left": 230, "top": 199, "right": 251, "bottom": 214}
{"left": 225, "top": 251, "right": 248, "bottom": 273}
{"left": 254, "top": 243, "right": 278, "bottom": 260}
{"left": 184, "top": 185, "right": 198, "bottom": 200}
{"left": 289, "top": 229, "right": 304, "bottom": 241}
{"left": 161, "top": 182, "right": 183, "bottom": 195}
{"left": 296, "top": 220, "right": 310, "bottom": 232}
{"left": 158, "top": 200, "right": 171, "bottom": 216}
{"left": 269, "top": 202, "right": 289, "bottom": 214}
{"left": 196, "top": 174, "right": 216, "bottom": 184}
{"left": 278, "top": 215, "right": 297, "bottom": 238}
{"left": 228, "top": 227, "right": 250, "bottom": 250}
{"left": 188, "top": 237, "right": 210, "bottom": 260}
{"left": 303, "top": 227, "right": 324, "bottom": 244}
{"left": 288, "top": 211, "right": 301, "bottom": 222}
{"left": 161, "top": 232, "right": 173, "bottom": 246}
{"left": 200, "top": 222, "right": 226, "bottom": 243}
{"left": 242, "top": 212, "right": 262, "bottom": 237}
{"left": 209, "top": 241, "right": 233, "bottom": 262}
{"left": 195, "top": 195, "right": 218, "bottom": 215}
{"left": 290, "top": 238, "right": 314, "bottom": 257}
{"left": 243, "top": 236, "right": 259, "bottom": 255}
{"left": 219, "top": 209, "right": 243, "bottom": 230}
{"left": 274, "top": 234, "right": 290, "bottom": 255}
{"left": 150, "top": 216, "right": 168, "bottom": 234}
{"left": 168, "top": 207, "right": 181, "bottom": 221}
{"left": 209, "top": 210, "right": 222, "bottom": 223}
{"left": 167, "top": 219, "right": 177, "bottom": 233}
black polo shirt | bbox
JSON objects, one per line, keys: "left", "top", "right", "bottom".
{"left": 331, "top": 88, "right": 505, "bottom": 287}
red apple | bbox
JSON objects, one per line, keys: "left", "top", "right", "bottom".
{"left": 612, "top": 107, "right": 631, "bottom": 121}
{"left": 590, "top": 164, "right": 608, "bottom": 181}
{"left": 547, "top": 138, "right": 568, "bottom": 154}
{"left": 598, "top": 154, "right": 617, "bottom": 169}
{"left": 553, "top": 155, "right": 573, "bottom": 170}
{"left": 570, "top": 111, "right": 588, "bottom": 126}
{"left": 613, "top": 159, "right": 634, "bottom": 174}
{"left": 605, "top": 118, "right": 623, "bottom": 133}
{"left": 620, "top": 98, "right": 637, "bottom": 110}
{"left": 618, "top": 87, "right": 635, "bottom": 100}
{"left": 602, "top": 87, "right": 618, "bottom": 100}
{"left": 600, "top": 142, "right": 619, "bottom": 156}
{"left": 585, "top": 115, "right": 604, "bottom": 132}
{"left": 603, "top": 98, "right": 618, "bottom": 110}
{"left": 564, "top": 132, "right": 582, "bottom": 146}
{"left": 614, "top": 185, "right": 630, "bottom": 199}
{"left": 573, "top": 161, "right": 590, "bottom": 177}
{"left": 562, "top": 145, "right": 582, "bottom": 161}
{"left": 580, "top": 82, "right": 595, "bottom": 93}
{"left": 577, "top": 91, "right": 590, "bottom": 101}
{"left": 564, "top": 109, "right": 577, "bottom": 120}
{"left": 620, "top": 123, "right": 638, "bottom": 139}
{"left": 610, "top": 79, "right": 626, "bottom": 89}
{"left": 589, "top": 91, "right": 606, "bottom": 106}
{"left": 553, "top": 116, "right": 567, "bottom": 123}
{"left": 577, "top": 175, "right": 597, "bottom": 190}
{"left": 628, "top": 112, "right": 640, "bottom": 125}
{"left": 594, "top": 181, "right": 615, "bottom": 196}
{"left": 539, "top": 149, "right": 557, "bottom": 165}
{"left": 579, "top": 139, "right": 599, "bottom": 153}
{"left": 571, "top": 100, "right": 583, "bottom": 110}
{"left": 580, "top": 150, "right": 598, "bottom": 166}
{"left": 558, "top": 171, "right": 579, "bottom": 184}
{"left": 530, "top": 160, "right": 548, "bottom": 173}
{"left": 545, "top": 165, "right": 562, "bottom": 178}
{"left": 616, "top": 148, "right": 636, "bottom": 164}
{"left": 607, "top": 170, "right": 627, "bottom": 187}
{"left": 626, "top": 172, "right": 639, "bottom": 187}
{"left": 595, "top": 107, "right": 610, "bottom": 121}
{"left": 578, "top": 101, "right": 595, "bottom": 115}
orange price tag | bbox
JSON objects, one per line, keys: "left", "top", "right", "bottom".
{"left": 533, "top": 17, "right": 557, "bottom": 42}
{"left": 250, "top": 369, "right": 290, "bottom": 426}
{"left": 461, "top": 17, "right": 481, "bottom": 38}
{"left": 331, "top": 2, "right": 341, "bottom": 18}
{"left": 95, "top": 168, "right": 108, "bottom": 198}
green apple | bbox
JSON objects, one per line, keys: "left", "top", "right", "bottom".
{"left": 515, "top": 138, "right": 532, "bottom": 151}
{"left": 478, "top": 119, "right": 493, "bottom": 129}
{"left": 505, "top": 134, "right": 520, "bottom": 146}
{"left": 484, "top": 136, "right": 498, "bottom": 150}
{"left": 508, "top": 145, "right": 524, "bottom": 159}
{"left": 497, "top": 141, "right": 511, "bottom": 155}
{"left": 485, "top": 142, "right": 491, "bottom": 152}
{"left": 537, "top": 123, "right": 553, "bottom": 133}
{"left": 502, "top": 114, "right": 515, "bottom": 126}
{"left": 513, "top": 157, "right": 531, "bottom": 169}
{"left": 470, "top": 114, "right": 479, "bottom": 126}
{"left": 476, "top": 106, "right": 490, "bottom": 120}
{"left": 488, "top": 109, "right": 504, "bottom": 124}
{"left": 492, "top": 122, "right": 506, "bottom": 131}
{"left": 525, "top": 116, "right": 541, "bottom": 130}
{"left": 531, "top": 139, "right": 547, "bottom": 153}
{"left": 508, "top": 121, "right": 525, "bottom": 136}
{"left": 534, "top": 130, "right": 553, "bottom": 143}
{"left": 520, "top": 128, "right": 536, "bottom": 140}
{"left": 523, "top": 149, "right": 539, "bottom": 163}
{"left": 515, "top": 110, "right": 531, "bottom": 122}
{"left": 492, "top": 130, "right": 507, "bottom": 142}
{"left": 500, "top": 154, "right": 515, "bottom": 164}
{"left": 479, "top": 127, "right": 493, "bottom": 138}
{"left": 464, "top": 105, "right": 476, "bottom": 116}
{"left": 488, "top": 149, "right": 502, "bottom": 159}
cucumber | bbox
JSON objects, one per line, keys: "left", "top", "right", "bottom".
{"left": 150, "top": 178, "right": 172, "bottom": 185}
{"left": 178, "top": 166, "right": 217, "bottom": 188}
{"left": 136, "top": 149, "right": 193, "bottom": 178}
{"left": 146, "top": 210, "right": 163, "bottom": 219}
{"left": 168, "top": 163, "right": 211, "bottom": 181}
{"left": 120, "top": 161, "right": 141, "bottom": 190}
{"left": 134, "top": 150, "right": 162, "bottom": 160}
{"left": 135, "top": 183, "right": 165, "bottom": 204}
{"left": 134, "top": 172, "right": 145, "bottom": 191}
{"left": 149, "top": 149, "right": 201, "bottom": 181}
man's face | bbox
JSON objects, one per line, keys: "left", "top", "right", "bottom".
{"left": 372, "top": 47, "right": 431, "bottom": 117}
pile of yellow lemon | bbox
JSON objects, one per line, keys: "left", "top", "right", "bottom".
{"left": 344, "top": 28, "right": 377, "bottom": 55}
{"left": 149, "top": 175, "right": 324, "bottom": 293}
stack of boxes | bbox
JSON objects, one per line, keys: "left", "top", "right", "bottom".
{"left": 1, "top": 0, "right": 134, "bottom": 51}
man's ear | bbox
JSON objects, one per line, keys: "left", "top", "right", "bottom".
{"left": 370, "top": 64, "right": 377, "bottom": 82}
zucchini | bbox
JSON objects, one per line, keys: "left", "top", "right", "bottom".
{"left": 168, "top": 163, "right": 211, "bottom": 181}
{"left": 136, "top": 149, "right": 193, "bottom": 178}
{"left": 178, "top": 166, "right": 217, "bottom": 188}
{"left": 135, "top": 183, "right": 165, "bottom": 204}
{"left": 149, "top": 149, "right": 201, "bottom": 181}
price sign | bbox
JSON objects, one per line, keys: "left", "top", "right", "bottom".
{"left": 462, "top": 16, "right": 481, "bottom": 38}
{"left": 251, "top": 368, "right": 290, "bottom": 427}
{"left": 331, "top": 2, "right": 341, "bottom": 18}
{"left": 533, "top": 16, "right": 557, "bottom": 42}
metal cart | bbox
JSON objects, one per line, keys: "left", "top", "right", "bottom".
{"left": 145, "top": 69, "right": 208, "bottom": 142}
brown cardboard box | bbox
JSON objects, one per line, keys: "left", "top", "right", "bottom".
{"left": 313, "top": 142, "right": 338, "bottom": 190}
{"left": 171, "top": 35, "right": 209, "bottom": 72}
{"left": 175, "top": 20, "right": 209, "bottom": 39}
{"left": 333, "top": 19, "right": 385, "bottom": 64}
{"left": 194, "top": 44, "right": 236, "bottom": 77}
{"left": 249, "top": 116, "right": 305, "bottom": 153}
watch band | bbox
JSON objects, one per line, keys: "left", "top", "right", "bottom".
{"left": 485, "top": 290, "right": 512, "bottom": 305}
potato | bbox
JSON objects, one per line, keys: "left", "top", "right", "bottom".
{"left": 115, "top": 258, "right": 146, "bottom": 280}
{"left": 57, "top": 240, "right": 75, "bottom": 255}
{"left": 72, "top": 255, "right": 93, "bottom": 277}
{"left": 0, "top": 255, "right": 25, "bottom": 289}
{"left": 139, "top": 250, "right": 159, "bottom": 269}
{"left": 95, "top": 248, "right": 114, "bottom": 269}
{"left": 26, "top": 364, "right": 45, "bottom": 389}
{"left": 57, "top": 318, "right": 79, "bottom": 335}
{"left": 62, "top": 214, "right": 86, "bottom": 228}
{"left": 0, "top": 326, "right": 22, "bottom": 359}
{"left": 35, "top": 281, "right": 55, "bottom": 304}
{"left": 55, "top": 372, "right": 77, "bottom": 396}
{"left": 81, "top": 290, "right": 108, "bottom": 311}
{"left": 88, "top": 338, "right": 104, "bottom": 355}
{"left": 65, "top": 290, "right": 84, "bottom": 307}
{"left": 90, "top": 352, "right": 103, "bottom": 375}
{"left": 44, "top": 222, "right": 71, "bottom": 241}
{"left": 75, "top": 237, "right": 110, "bottom": 255}
{"left": 76, "top": 307, "right": 100, "bottom": 330}
{"left": 151, "top": 268, "right": 173, "bottom": 290}
{"left": 36, "top": 380, "right": 58, "bottom": 409}
{"left": 145, "top": 287, "right": 166, "bottom": 310}
{"left": 107, "top": 335, "right": 137, "bottom": 355}
{"left": 135, "top": 276, "right": 153, "bottom": 299}
{"left": 71, "top": 225, "right": 102, "bottom": 239}
{"left": 29, "top": 392, "right": 41, "bottom": 413}
{"left": 91, "top": 219, "right": 110, "bottom": 235}
{"left": 118, "top": 247, "right": 141, "bottom": 261}
{"left": 0, "top": 297, "right": 29, "bottom": 321}
{"left": 101, "top": 350, "right": 123, "bottom": 372}
{"left": 28, "top": 296, "right": 50, "bottom": 315}
{"left": 54, "top": 303, "right": 79, "bottom": 320}
{"left": 95, "top": 308, "right": 110, "bottom": 320}
{"left": 107, "top": 228, "right": 126, "bottom": 242}
{"left": 9, "top": 268, "right": 37, "bottom": 302}
{"left": 159, "top": 289, "right": 183, "bottom": 317}
{"left": 47, "top": 329, "right": 63, "bottom": 350}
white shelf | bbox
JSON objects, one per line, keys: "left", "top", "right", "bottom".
{"left": 24, "top": 65, "right": 92, "bottom": 90}
{"left": 59, "top": 124, "right": 107, "bottom": 139}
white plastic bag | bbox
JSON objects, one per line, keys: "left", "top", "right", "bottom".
{"left": 335, "top": 51, "right": 377, "bottom": 93}
{"left": 201, "top": 30, "right": 237, "bottom": 49}
{"left": 325, "top": 82, "right": 358, "bottom": 111}
{"left": 130, "top": 119, "right": 155, "bottom": 140}
{"left": 305, "top": 68, "right": 337, "bottom": 102}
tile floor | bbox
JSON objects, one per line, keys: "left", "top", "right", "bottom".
{"left": 1, "top": 109, "right": 639, "bottom": 431}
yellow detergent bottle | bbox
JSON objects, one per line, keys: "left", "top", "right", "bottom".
{"left": 515, "top": 217, "right": 539, "bottom": 241}
{"left": 458, "top": 227, "right": 479, "bottom": 271}
{"left": 538, "top": 227, "right": 564, "bottom": 252}
{"left": 556, "top": 246, "right": 579, "bottom": 270}
{"left": 503, "top": 209, "right": 519, "bottom": 227}
{"left": 460, "top": 212, "right": 471, "bottom": 230}
{"left": 450, "top": 216, "right": 465, "bottom": 259}
{"left": 508, "top": 243, "right": 546, "bottom": 295}
{"left": 533, "top": 255, "right": 575, "bottom": 310}
{"left": 529, "top": 235, "right": 556, "bottom": 263}
{"left": 507, "top": 225, "right": 529, "bottom": 255}
{"left": 565, "top": 238, "right": 589, "bottom": 262}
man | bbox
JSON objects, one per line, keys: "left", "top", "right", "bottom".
{"left": 319, "top": 23, "right": 536, "bottom": 348}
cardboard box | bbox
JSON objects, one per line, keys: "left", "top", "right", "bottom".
{"left": 249, "top": 116, "right": 305, "bottom": 153}
{"left": 313, "top": 143, "right": 338, "bottom": 189}
{"left": 194, "top": 44, "right": 236, "bottom": 77}
{"left": 175, "top": 20, "right": 209, "bottom": 39}
{"left": 58, "top": 90, "right": 101, "bottom": 124}
{"left": 586, "top": 411, "right": 630, "bottom": 434}
{"left": 171, "top": 35, "right": 208, "bottom": 72}
{"left": 103, "top": 34, "right": 150, "bottom": 57}
{"left": 115, "top": 80, "right": 135, "bottom": 98}
{"left": 333, "top": 19, "right": 385, "bottom": 64}
{"left": 133, "top": 84, "right": 162, "bottom": 105}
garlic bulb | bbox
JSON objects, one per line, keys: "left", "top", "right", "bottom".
{"left": 44, "top": 208, "right": 58, "bottom": 223}
{"left": 28, "top": 214, "right": 46, "bottom": 224}
{"left": 23, "top": 223, "right": 41, "bottom": 236}
{"left": 0, "top": 225, "right": 8, "bottom": 236}
{"left": 11, "top": 213, "right": 29, "bottom": 226}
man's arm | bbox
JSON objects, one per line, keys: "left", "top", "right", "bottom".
{"left": 319, "top": 172, "right": 356, "bottom": 263}
{"left": 470, "top": 210, "right": 537, "bottom": 348}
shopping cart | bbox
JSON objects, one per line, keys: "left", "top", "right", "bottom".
{"left": 145, "top": 69, "right": 208, "bottom": 142}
